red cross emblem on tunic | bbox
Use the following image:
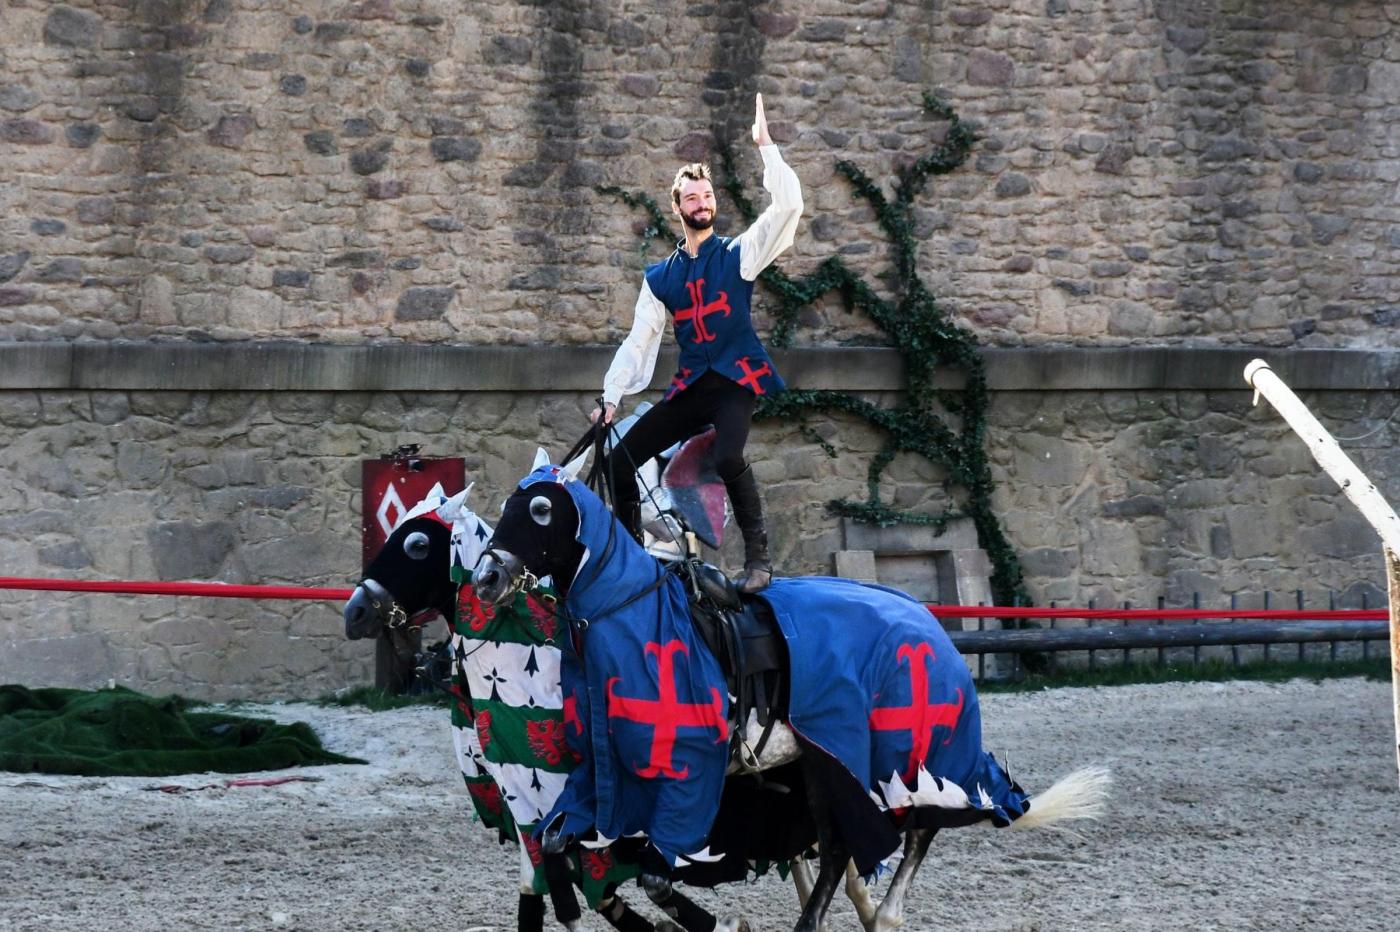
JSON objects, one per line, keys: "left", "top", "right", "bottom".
{"left": 735, "top": 356, "right": 772, "bottom": 395}
{"left": 606, "top": 639, "right": 728, "bottom": 779}
{"left": 674, "top": 279, "right": 731, "bottom": 343}
{"left": 869, "top": 643, "right": 965, "bottom": 782}
{"left": 666, "top": 367, "right": 694, "bottom": 401}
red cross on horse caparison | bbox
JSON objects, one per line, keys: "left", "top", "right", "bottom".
{"left": 674, "top": 279, "right": 732, "bottom": 343}
{"left": 869, "top": 642, "right": 966, "bottom": 782}
{"left": 606, "top": 639, "right": 729, "bottom": 779}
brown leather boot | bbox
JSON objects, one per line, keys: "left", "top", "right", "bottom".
{"left": 724, "top": 465, "right": 772, "bottom": 594}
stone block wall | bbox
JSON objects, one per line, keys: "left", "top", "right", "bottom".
{"left": 0, "top": 386, "right": 601, "bottom": 699}
{"left": 984, "top": 388, "right": 1391, "bottom": 609}
{"left": 1, "top": 0, "right": 1397, "bottom": 348}
{"left": 1, "top": 356, "right": 1392, "bottom": 698}
{"left": 1, "top": 0, "right": 1398, "bottom": 696}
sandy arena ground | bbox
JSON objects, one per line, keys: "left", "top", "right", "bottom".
{"left": 2, "top": 677, "right": 1397, "bottom": 932}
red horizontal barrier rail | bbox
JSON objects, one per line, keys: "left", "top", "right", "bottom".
{"left": 926, "top": 605, "right": 1387, "bottom": 622}
{"left": 0, "top": 576, "right": 354, "bottom": 601}
{"left": 0, "top": 570, "right": 1383, "bottom": 621}
{"left": 0, "top": 575, "right": 1387, "bottom": 621}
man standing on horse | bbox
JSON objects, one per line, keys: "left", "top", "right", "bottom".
{"left": 592, "top": 93, "right": 802, "bottom": 594}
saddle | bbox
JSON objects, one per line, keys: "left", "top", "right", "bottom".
{"left": 682, "top": 561, "right": 788, "bottom": 768}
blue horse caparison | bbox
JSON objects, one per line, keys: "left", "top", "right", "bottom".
{"left": 473, "top": 461, "right": 1112, "bottom": 932}
{"left": 344, "top": 485, "right": 819, "bottom": 932}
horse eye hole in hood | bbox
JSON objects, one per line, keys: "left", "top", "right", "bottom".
{"left": 403, "top": 531, "right": 431, "bottom": 560}
{"left": 529, "top": 495, "right": 552, "bottom": 526}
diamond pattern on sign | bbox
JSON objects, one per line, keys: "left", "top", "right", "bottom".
{"left": 375, "top": 483, "right": 407, "bottom": 537}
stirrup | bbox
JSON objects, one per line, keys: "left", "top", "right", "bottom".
{"left": 733, "top": 561, "right": 772, "bottom": 595}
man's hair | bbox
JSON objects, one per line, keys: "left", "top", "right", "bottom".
{"left": 670, "top": 163, "right": 713, "bottom": 206}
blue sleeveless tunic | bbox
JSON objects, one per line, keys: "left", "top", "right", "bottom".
{"left": 644, "top": 235, "right": 785, "bottom": 401}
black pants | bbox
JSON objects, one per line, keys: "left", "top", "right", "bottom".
{"left": 605, "top": 369, "right": 755, "bottom": 519}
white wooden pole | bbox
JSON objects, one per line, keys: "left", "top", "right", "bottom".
{"left": 1244, "top": 359, "right": 1400, "bottom": 790}
{"left": 1389, "top": 550, "right": 1400, "bottom": 792}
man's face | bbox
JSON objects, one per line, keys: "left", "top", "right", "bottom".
{"left": 674, "top": 178, "right": 716, "bottom": 231}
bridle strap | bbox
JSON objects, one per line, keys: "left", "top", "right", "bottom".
{"left": 564, "top": 559, "right": 673, "bottom": 635}
{"left": 507, "top": 411, "right": 688, "bottom": 636}
{"left": 479, "top": 546, "right": 540, "bottom": 602}
{"left": 355, "top": 578, "right": 410, "bottom": 630}
{"left": 561, "top": 421, "right": 599, "bottom": 477}
{"left": 585, "top": 402, "right": 688, "bottom": 556}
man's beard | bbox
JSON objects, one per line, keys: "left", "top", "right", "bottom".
{"left": 681, "top": 209, "right": 714, "bottom": 231}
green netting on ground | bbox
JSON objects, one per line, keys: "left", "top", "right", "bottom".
{"left": 0, "top": 685, "right": 365, "bottom": 777}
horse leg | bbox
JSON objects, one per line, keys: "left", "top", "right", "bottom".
{"left": 843, "top": 860, "right": 879, "bottom": 932}
{"left": 792, "top": 759, "right": 849, "bottom": 932}
{"left": 597, "top": 892, "right": 656, "bottom": 932}
{"left": 790, "top": 854, "right": 815, "bottom": 910}
{"left": 515, "top": 828, "right": 548, "bottom": 932}
{"left": 641, "top": 876, "right": 717, "bottom": 932}
{"left": 520, "top": 891, "right": 546, "bottom": 932}
{"left": 543, "top": 851, "right": 587, "bottom": 929}
{"left": 792, "top": 836, "right": 847, "bottom": 932}
{"left": 870, "top": 828, "right": 936, "bottom": 932}
{"left": 788, "top": 855, "right": 836, "bottom": 932}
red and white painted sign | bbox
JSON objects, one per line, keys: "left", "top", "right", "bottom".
{"left": 361, "top": 456, "right": 466, "bottom": 568}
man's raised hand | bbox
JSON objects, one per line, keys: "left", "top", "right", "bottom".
{"left": 751, "top": 92, "right": 771, "bottom": 147}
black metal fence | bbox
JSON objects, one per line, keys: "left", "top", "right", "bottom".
{"left": 939, "top": 591, "right": 1391, "bottom": 681}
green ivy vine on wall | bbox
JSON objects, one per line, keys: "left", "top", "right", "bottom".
{"left": 598, "top": 93, "right": 1028, "bottom": 608}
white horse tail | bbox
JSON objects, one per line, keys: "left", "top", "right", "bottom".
{"left": 1010, "top": 765, "right": 1113, "bottom": 831}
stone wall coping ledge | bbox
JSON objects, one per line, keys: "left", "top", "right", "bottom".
{"left": 0, "top": 341, "right": 1395, "bottom": 392}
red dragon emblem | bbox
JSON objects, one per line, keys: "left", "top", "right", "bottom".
{"left": 582, "top": 849, "right": 615, "bottom": 880}
{"left": 459, "top": 586, "right": 494, "bottom": 633}
{"left": 449, "top": 681, "right": 470, "bottom": 718}
{"left": 525, "top": 595, "right": 558, "bottom": 641}
{"left": 466, "top": 780, "right": 502, "bottom": 815}
{"left": 526, "top": 718, "right": 580, "bottom": 767}
{"left": 521, "top": 832, "right": 544, "bottom": 868}
{"left": 475, "top": 709, "right": 493, "bottom": 753}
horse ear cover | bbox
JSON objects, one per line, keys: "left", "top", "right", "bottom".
{"left": 438, "top": 483, "right": 473, "bottom": 523}
{"left": 532, "top": 446, "right": 551, "bottom": 470}
{"left": 561, "top": 446, "right": 590, "bottom": 480}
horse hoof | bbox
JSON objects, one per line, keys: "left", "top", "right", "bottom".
{"left": 716, "top": 919, "right": 752, "bottom": 932}
{"left": 638, "top": 872, "right": 673, "bottom": 903}
{"left": 540, "top": 828, "right": 574, "bottom": 855}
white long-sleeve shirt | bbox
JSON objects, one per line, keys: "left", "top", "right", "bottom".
{"left": 601, "top": 145, "right": 803, "bottom": 407}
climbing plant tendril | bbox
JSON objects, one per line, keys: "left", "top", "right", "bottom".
{"left": 596, "top": 94, "right": 1028, "bottom": 608}
{"left": 594, "top": 185, "right": 674, "bottom": 259}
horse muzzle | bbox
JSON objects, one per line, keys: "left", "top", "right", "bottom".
{"left": 472, "top": 549, "right": 529, "bottom": 606}
{"left": 343, "top": 578, "right": 404, "bottom": 640}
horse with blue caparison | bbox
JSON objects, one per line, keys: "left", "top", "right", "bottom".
{"left": 345, "top": 477, "right": 826, "bottom": 932}
{"left": 471, "top": 452, "right": 1112, "bottom": 932}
